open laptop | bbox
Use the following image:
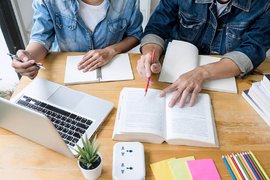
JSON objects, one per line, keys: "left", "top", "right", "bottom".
{"left": 0, "top": 77, "right": 113, "bottom": 158}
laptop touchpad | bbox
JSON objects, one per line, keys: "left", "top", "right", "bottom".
{"left": 47, "top": 87, "right": 84, "bottom": 109}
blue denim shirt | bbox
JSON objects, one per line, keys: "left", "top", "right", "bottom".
{"left": 141, "top": 0, "right": 270, "bottom": 75}
{"left": 30, "top": 0, "right": 143, "bottom": 52}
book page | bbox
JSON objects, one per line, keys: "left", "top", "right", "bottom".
{"left": 101, "top": 54, "right": 134, "bottom": 82}
{"left": 64, "top": 56, "right": 98, "bottom": 85}
{"left": 118, "top": 88, "right": 166, "bottom": 138}
{"left": 159, "top": 40, "right": 199, "bottom": 83}
{"left": 165, "top": 93, "right": 218, "bottom": 147}
{"left": 199, "top": 55, "right": 237, "bottom": 93}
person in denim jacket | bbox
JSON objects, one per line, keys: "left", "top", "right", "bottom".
{"left": 12, "top": 0, "right": 143, "bottom": 79}
{"left": 137, "top": 0, "right": 270, "bottom": 107}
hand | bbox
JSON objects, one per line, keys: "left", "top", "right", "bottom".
{"left": 160, "top": 67, "right": 209, "bottom": 108}
{"left": 11, "top": 50, "right": 39, "bottom": 80}
{"left": 77, "top": 48, "right": 114, "bottom": 72}
{"left": 137, "top": 51, "right": 161, "bottom": 80}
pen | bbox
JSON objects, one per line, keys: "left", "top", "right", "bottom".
{"left": 144, "top": 49, "right": 155, "bottom": 96}
{"left": 7, "top": 53, "right": 46, "bottom": 70}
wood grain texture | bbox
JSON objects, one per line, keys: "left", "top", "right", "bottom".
{"left": 2, "top": 52, "right": 270, "bottom": 179}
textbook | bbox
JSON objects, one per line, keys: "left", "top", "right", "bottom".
{"left": 64, "top": 53, "right": 133, "bottom": 85}
{"left": 159, "top": 40, "right": 237, "bottom": 93}
{"left": 242, "top": 74, "right": 270, "bottom": 126}
{"left": 112, "top": 88, "right": 219, "bottom": 147}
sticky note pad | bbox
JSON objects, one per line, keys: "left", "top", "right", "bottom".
{"left": 150, "top": 158, "right": 176, "bottom": 180}
{"left": 168, "top": 156, "right": 195, "bottom": 180}
{"left": 187, "top": 159, "right": 221, "bottom": 180}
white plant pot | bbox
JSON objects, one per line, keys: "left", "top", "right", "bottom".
{"left": 78, "top": 154, "right": 102, "bottom": 180}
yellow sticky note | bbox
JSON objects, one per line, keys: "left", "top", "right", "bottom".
{"left": 168, "top": 156, "right": 195, "bottom": 180}
{"left": 150, "top": 158, "right": 176, "bottom": 180}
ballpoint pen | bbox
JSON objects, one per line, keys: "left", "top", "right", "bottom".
{"left": 7, "top": 53, "right": 46, "bottom": 70}
{"left": 144, "top": 49, "right": 155, "bottom": 96}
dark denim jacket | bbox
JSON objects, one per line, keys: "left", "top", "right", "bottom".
{"left": 142, "top": 0, "right": 270, "bottom": 75}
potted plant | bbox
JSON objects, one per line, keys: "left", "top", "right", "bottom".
{"left": 76, "top": 135, "right": 102, "bottom": 180}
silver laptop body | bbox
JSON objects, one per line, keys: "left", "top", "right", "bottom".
{"left": 0, "top": 77, "right": 113, "bottom": 157}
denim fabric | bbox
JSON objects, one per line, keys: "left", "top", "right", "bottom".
{"left": 30, "top": 0, "right": 143, "bottom": 52}
{"left": 142, "top": 0, "right": 270, "bottom": 75}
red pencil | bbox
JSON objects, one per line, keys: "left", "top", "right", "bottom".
{"left": 230, "top": 154, "right": 245, "bottom": 180}
{"left": 144, "top": 49, "right": 155, "bottom": 96}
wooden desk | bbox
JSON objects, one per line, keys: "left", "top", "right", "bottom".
{"left": 1, "top": 53, "right": 270, "bottom": 179}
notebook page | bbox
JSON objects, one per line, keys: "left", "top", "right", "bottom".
{"left": 159, "top": 40, "right": 199, "bottom": 83}
{"left": 64, "top": 56, "right": 98, "bottom": 85}
{"left": 101, "top": 54, "right": 134, "bottom": 82}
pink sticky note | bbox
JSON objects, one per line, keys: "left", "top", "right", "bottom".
{"left": 187, "top": 159, "right": 221, "bottom": 180}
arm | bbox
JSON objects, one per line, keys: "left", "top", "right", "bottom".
{"left": 11, "top": 0, "right": 54, "bottom": 79}
{"left": 160, "top": 58, "right": 241, "bottom": 108}
{"left": 137, "top": 0, "right": 179, "bottom": 79}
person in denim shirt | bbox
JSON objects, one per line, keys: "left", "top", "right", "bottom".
{"left": 137, "top": 0, "right": 270, "bottom": 107}
{"left": 12, "top": 0, "right": 143, "bottom": 79}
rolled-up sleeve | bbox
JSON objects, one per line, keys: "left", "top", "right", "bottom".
{"left": 227, "top": 4, "right": 270, "bottom": 75}
{"left": 30, "top": 0, "right": 55, "bottom": 50}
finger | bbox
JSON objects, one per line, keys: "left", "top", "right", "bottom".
{"left": 160, "top": 84, "right": 177, "bottom": 97}
{"left": 89, "top": 62, "right": 102, "bottom": 71}
{"left": 144, "top": 55, "right": 152, "bottom": 78}
{"left": 78, "top": 50, "right": 95, "bottom": 67}
{"left": 178, "top": 88, "right": 191, "bottom": 108}
{"left": 24, "top": 70, "right": 38, "bottom": 79}
{"left": 12, "top": 60, "right": 36, "bottom": 70}
{"left": 17, "top": 50, "right": 32, "bottom": 62}
{"left": 151, "top": 63, "right": 161, "bottom": 74}
{"left": 83, "top": 59, "right": 99, "bottom": 72}
{"left": 188, "top": 87, "right": 200, "bottom": 107}
{"left": 168, "top": 89, "right": 183, "bottom": 107}
{"left": 137, "top": 58, "right": 146, "bottom": 79}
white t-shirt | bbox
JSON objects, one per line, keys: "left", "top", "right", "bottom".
{"left": 216, "top": 0, "right": 230, "bottom": 16}
{"left": 79, "top": 0, "right": 109, "bottom": 32}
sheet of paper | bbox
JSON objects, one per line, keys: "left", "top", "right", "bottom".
{"left": 159, "top": 40, "right": 199, "bottom": 83}
{"left": 64, "top": 55, "right": 98, "bottom": 84}
{"left": 150, "top": 158, "right": 176, "bottom": 180}
{"left": 168, "top": 156, "right": 195, "bottom": 180}
{"left": 187, "top": 159, "right": 221, "bottom": 180}
{"left": 101, "top": 54, "right": 134, "bottom": 82}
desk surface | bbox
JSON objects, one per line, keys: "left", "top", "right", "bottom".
{"left": 1, "top": 52, "right": 270, "bottom": 179}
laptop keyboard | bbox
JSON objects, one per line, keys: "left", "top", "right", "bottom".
{"left": 16, "top": 95, "right": 93, "bottom": 147}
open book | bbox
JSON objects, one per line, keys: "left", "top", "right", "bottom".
{"left": 64, "top": 53, "right": 133, "bottom": 85}
{"left": 159, "top": 40, "right": 237, "bottom": 93}
{"left": 112, "top": 88, "right": 219, "bottom": 147}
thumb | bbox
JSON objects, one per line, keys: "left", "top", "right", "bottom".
{"left": 151, "top": 63, "right": 161, "bottom": 74}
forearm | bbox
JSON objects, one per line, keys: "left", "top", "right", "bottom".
{"left": 25, "top": 42, "right": 48, "bottom": 62}
{"left": 105, "top": 37, "right": 139, "bottom": 56}
{"left": 199, "top": 58, "right": 241, "bottom": 81}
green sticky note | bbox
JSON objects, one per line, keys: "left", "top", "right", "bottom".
{"left": 168, "top": 156, "right": 195, "bottom": 180}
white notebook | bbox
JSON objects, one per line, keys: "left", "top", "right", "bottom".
{"left": 159, "top": 40, "right": 237, "bottom": 93}
{"left": 64, "top": 54, "right": 134, "bottom": 85}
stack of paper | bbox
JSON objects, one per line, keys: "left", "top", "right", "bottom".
{"left": 242, "top": 74, "right": 270, "bottom": 126}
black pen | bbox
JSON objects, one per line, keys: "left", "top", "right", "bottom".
{"left": 7, "top": 53, "right": 46, "bottom": 70}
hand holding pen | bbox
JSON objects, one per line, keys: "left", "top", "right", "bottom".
{"left": 144, "top": 49, "right": 155, "bottom": 96}
{"left": 8, "top": 50, "right": 45, "bottom": 79}
{"left": 7, "top": 53, "right": 45, "bottom": 70}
